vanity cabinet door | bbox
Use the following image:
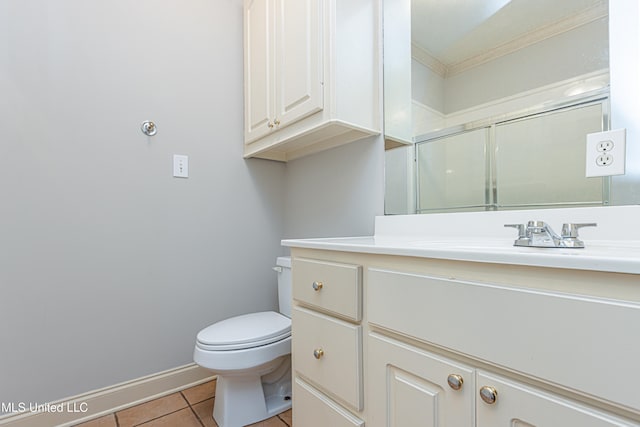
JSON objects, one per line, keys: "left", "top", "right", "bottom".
{"left": 368, "top": 333, "right": 475, "bottom": 427}
{"left": 476, "top": 371, "right": 638, "bottom": 427}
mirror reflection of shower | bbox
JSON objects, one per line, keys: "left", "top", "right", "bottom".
{"left": 384, "top": 0, "right": 610, "bottom": 214}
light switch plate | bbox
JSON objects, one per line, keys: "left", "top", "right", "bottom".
{"left": 173, "top": 155, "right": 189, "bottom": 178}
{"left": 585, "top": 129, "right": 626, "bottom": 177}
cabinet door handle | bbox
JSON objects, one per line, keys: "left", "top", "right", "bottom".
{"left": 312, "top": 281, "right": 323, "bottom": 291}
{"left": 313, "top": 348, "right": 324, "bottom": 359}
{"left": 447, "top": 374, "right": 464, "bottom": 390}
{"left": 479, "top": 386, "right": 498, "bottom": 404}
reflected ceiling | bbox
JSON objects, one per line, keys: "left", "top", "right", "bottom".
{"left": 411, "top": 0, "right": 608, "bottom": 72}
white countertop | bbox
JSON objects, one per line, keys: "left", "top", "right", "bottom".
{"left": 282, "top": 206, "right": 640, "bottom": 274}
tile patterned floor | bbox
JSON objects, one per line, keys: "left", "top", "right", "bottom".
{"left": 73, "top": 379, "right": 292, "bottom": 427}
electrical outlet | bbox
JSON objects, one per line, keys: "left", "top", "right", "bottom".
{"left": 173, "top": 155, "right": 189, "bottom": 178}
{"left": 595, "top": 153, "right": 613, "bottom": 166}
{"left": 585, "top": 129, "right": 626, "bottom": 177}
{"left": 596, "top": 140, "right": 614, "bottom": 152}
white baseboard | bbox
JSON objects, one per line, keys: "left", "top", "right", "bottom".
{"left": 0, "top": 363, "right": 214, "bottom": 427}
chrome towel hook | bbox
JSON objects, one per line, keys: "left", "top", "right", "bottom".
{"left": 141, "top": 120, "right": 157, "bottom": 136}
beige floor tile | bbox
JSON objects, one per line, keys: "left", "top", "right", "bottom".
{"left": 115, "top": 393, "right": 188, "bottom": 427}
{"left": 182, "top": 379, "right": 217, "bottom": 405}
{"left": 278, "top": 409, "right": 292, "bottom": 426}
{"left": 247, "top": 416, "right": 288, "bottom": 427}
{"left": 192, "top": 398, "right": 218, "bottom": 427}
{"left": 137, "top": 408, "right": 202, "bottom": 427}
{"left": 192, "top": 398, "right": 285, "bottom": 427}
{"left": 73, "top": 413, "right": 117, "bottom": 427}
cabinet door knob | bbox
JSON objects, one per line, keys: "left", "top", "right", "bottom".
{"left": 447, "top": 374, "right": 464, "bottom": 390}
{"left": 268, "top": 121, "right": 274, "bottom": 128}
{"left": 274, "top": 118, "right": 280, "bottom": 126}
{"left": 479, "top": 386, "right": 498, "bottom": 404}
{"left": 313, "top": 348, "right": 324, "bottom": 359}
{"left": 312, "top": 281, "right": 323, "bottom": 291}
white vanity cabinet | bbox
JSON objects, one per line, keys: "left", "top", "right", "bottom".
{"left": 291, "top": 257, "right": 365, "bottom": 426}
{"left": 287, "top": 247, "right": 640, "bottom": 427}
{"left": 243, "top": 0, "right": 380, "bottom": 161}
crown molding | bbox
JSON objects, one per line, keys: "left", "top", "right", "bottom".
{"left": 447, "top": 3, "right": 608, "bottom": 77}
{"left": 411, "top": 43, "right": 447, "bottom": 78}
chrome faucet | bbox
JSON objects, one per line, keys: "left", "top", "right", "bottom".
{"left": 504, "top": 221, "right": 597, "bottom": 248}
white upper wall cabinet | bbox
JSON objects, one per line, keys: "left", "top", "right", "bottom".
{"left": 243, "top": 0, "right": 381, "bottom": 162}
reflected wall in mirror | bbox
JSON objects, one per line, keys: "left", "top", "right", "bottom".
{"left": 384, "top": 0, "right": 640, "bottom": 215}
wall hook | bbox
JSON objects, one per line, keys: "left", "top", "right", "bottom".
{"left": 141, "top": 120, "right": 157, "bottom": 136}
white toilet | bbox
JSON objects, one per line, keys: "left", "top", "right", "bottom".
{"left": 193, "top": 256, "right": 292, "bottom": 427}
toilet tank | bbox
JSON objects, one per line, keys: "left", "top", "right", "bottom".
{"left": 275, "top": 256, "right": 292, "bottom": 317}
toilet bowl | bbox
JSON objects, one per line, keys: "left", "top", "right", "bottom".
{"left": 193, "top": 257, "right": 292, "bottom": 427}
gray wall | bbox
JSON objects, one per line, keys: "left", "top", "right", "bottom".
{"left": 284, "top": 136, "right": 385, "bottom": 239}
{"left": 0, "top": 0, "right": 289, "bottom": 408}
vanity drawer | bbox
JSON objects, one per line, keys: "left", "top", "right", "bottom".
{"left": 292, "top": 306, "right": 363, "bottom": 411}
{"left": 294, "top": 377, "right": 365, "bottom": 427}
{"left": 293, "top": 257, "right": 362, "bottom": 321}
{"left": 368, "top": 267, "right": 640, "bottom": 412}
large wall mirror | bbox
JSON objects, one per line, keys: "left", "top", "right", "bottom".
{"left": 384, "top": 0, "right": 640, "bottom": 215}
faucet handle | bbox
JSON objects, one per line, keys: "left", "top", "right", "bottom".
{"left": 505, "top": 223, "right": 530, "bottom": 247}
{"left": 504, "top": 223, "right": 526, "bottom": 238}
{"left": 561, "top": 223, "right": 597, "bottom": 238}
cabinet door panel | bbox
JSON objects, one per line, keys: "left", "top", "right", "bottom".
{"left": 245, "top": 0, "right": 274, "bottom": 142}
{"left": 275, "top": 0, "right": 323, "bottom": 127}
{"left": 368, "top": 333, "right": 475, "bottom": 427}
{"left": 477, "top": 372, "right": 637, "bottom": 427}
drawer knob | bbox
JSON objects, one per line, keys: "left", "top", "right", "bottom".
{"left": 313, "top": 348, "right": 324, "bottom": 359}
{"left": 312, "top": 281, "right": 323, "bottom": 291}
{"left": 447, "top": 374, "right": 464, "bottom": 391}
{"left": 479, "top": 386, "right": 498, "bottom": 404}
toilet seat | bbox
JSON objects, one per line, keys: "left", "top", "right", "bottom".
{"left": 196, "top": 311, "right": 291, "bottom": 351}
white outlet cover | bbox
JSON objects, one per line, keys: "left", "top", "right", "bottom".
{"left": 585, "top": 128, "right": 626, "bottom": 177}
